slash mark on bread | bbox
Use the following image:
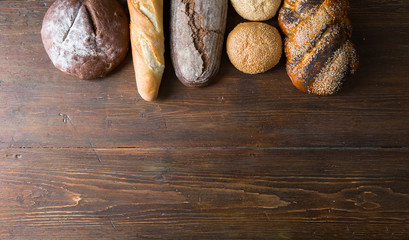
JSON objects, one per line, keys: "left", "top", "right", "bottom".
{"left": 139, "top": 35, "right": 164, "bottom": 72}
{"left": 62, "top": 0, "right": 85, "bottom": 42}
{"left": 138, "top": 2, "right": 159, "bottom": 31}
{"left": 84, "top": 3, "right": 98, "bottom": 36}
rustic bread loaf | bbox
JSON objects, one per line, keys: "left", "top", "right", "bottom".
{"left": 41, "top": 0, "right": 129, "bottom": 80}
{"left": 128, "top": 0, "right": 165, "bottom": 101}
{"left": 227, "top": 22, "right": 282, "bottom": 74}
{"left": 170, "top": 0, "right": 228, "bottom": 87}
{"left": 278, "top": 0, "right": 359, "bottom": 95}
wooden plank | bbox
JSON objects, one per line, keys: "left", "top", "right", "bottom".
{"left": 1, "top": 0, "right": 409, "bottom": 238}
{"left": 1, "top": 148, "right": 409, "bottom": 239}
{"left": 0, "top": 1, "right": 409, "bottom": 148}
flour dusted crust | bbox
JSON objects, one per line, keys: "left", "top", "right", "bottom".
{"left": 170, "top": 0, "right": 228, "bottom": 87}
{"left": 230, "top": 0, "right": 282, "bottom": 21}
{"left": 227, "top": 22, "right": 282, "bottom": 74}
{"left": 41, "top": 0, "right": 129, "bottom": 80}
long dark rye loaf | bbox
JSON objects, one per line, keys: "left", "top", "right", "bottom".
{"left": 170, "top": 0, "right": 228, "bottom": 87}
{"left": 278, "top": 0, "right": 359, "bottom": 95}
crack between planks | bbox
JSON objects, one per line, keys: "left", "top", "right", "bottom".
{"left": 0, "top": 146, "right": 407, "bottom": 151}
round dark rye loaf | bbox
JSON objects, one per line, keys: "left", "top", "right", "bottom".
{"left": 41, "top": 0, "right": 129, "bottom": 80}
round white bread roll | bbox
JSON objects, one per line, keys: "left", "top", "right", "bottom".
{"left": 227, "top": 22, "right": 282, "bottom": 74}
{"left": 230, "top": 0, "right": 282, "bottom": 21}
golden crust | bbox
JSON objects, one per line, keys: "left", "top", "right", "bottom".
{"left": 227, "top": 22, "right": 282, "bottom": 74}
{"left": 128, "top": 0, "right": 165, "bottom": 101}
{"left": 278, "top": 0, "right": 358, "bottom": 95}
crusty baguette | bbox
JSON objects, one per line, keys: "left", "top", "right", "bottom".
{"left": 127, "top": 0, "right": 164, "bottom": 101}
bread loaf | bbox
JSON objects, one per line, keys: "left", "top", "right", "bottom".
{"left": 278, "top": 0, "right": 359, "bottom": 95}
{"left": 41, "top": 0, "right": 129, "bottom": 80}
{"left": 230, "top": 0, "right": 282, "bottom": 21}
{"left": 227, "top": 22, "right": 282, "bottom": 74}
{"left": 128, "top": 0, "right": 165, "bottom": 101}
{"left": 170, "top": 0, "right": 228, "bottom": 87}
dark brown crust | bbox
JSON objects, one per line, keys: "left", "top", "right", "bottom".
{"left": 296, "top": 0, "right": 325, "bottom": 15}
{"left": 287, "top": 22, "right": 346, "bottom": 91}
{"left": 116, "top": 0, "right": 128, "bottom": 9}
{"left": 170, "top": 0, "right": 228, "bottom": 88}
{"left": 41, "top": 0, "right": 129, "bottom": 80}
{"left": 278, "top": 0, "right": 358, "bottom": 95}
{"left": 279, "top": 7, "right": 301, "bottom": 35}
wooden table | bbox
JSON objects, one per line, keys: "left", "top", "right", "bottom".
{"left": 1, "top": 0, "right": 408, "bottom": 239}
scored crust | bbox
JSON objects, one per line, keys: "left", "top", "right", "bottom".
{"left": 227, "top": 22, "right": 282, "bottom": 74}
{"left": 128, "top": 0, "right": 165, "bottom": 101}
{"left": 41, "top": 0, "right": 129, "bottom": 80}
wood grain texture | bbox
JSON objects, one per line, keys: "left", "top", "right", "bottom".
{"left": 1, "top": 0, "right": 409, "bottom": 239}
{"left": 1, "top": 148, "right": 409, "bottom": 239}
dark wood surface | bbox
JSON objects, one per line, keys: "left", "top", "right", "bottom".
{"left": 0, "top": 0, "right": 408, "bottom": 239}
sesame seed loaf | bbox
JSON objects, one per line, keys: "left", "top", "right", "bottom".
{"left": 278, "top": 0, "right": 359, "bottom": 95}
{"left": 226, "top": 22, "right": 282, "bottom": 74}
